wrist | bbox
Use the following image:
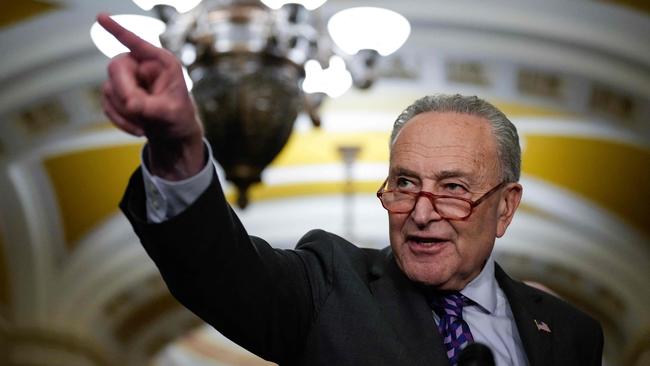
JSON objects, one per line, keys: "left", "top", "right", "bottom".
{"left": 147, "top": 133, "right": 206, "bottom": 181}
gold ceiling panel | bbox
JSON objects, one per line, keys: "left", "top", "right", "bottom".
{"left": 523, "top": 136, "right": 650, "bottom": 235}
{"left": 273, "top": 131, "right": 389, "bottom": 166}
{"left": 1, "top": 2, "right": 60, "bottom": 29}
{"left": 43, "top": 144, "right": 142, "bottom": 249}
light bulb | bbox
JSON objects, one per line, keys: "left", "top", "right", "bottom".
{"left": 327, "top": 7, "right": 410, "bottom": 56}
{"left": 302, "top": 56, "right": 352, "bottom": 97}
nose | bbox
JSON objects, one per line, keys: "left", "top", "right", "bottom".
{"left": 410, "top": 194, "right": 443, "bottom": 226}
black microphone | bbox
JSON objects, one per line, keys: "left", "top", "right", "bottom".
{"left": 458, "top": 342, "right": 495, "bottom": 366}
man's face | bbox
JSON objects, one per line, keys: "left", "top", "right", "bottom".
{"left": 387, "top": 111, "right": 521, "bottom": 290}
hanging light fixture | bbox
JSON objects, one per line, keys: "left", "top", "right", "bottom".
{"left": 91, "top": 0, "right": 410, "bottom": 208}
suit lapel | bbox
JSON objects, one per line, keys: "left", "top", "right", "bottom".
{"left": 369, "top": 250, "right": 449, "bottom": 366}
{"left": 496, "top": 264, "right": 554, "bottom": 366}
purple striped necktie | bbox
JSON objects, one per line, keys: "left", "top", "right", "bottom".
{"left": 430, "top": 292, "right": 475, "bottom": 366}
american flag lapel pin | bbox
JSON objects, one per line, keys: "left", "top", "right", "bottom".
{"left": 534, "top": 319, "right": 551, "bottom": 333}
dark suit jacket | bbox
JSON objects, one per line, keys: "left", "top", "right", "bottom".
{"left": 121, "top": 170, "right": 603, "bottom": 365}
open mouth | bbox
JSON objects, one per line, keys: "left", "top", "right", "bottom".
{"left": 407, "top": 236, "right": 449, "bottom": 246}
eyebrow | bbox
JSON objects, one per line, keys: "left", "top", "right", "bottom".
{"left": 390, "top": 167, "right": 476, "bottom": 184}
{"left": 435, "top": 169, "right": 473, "bottom": 181}
{"left": 390, "top": 167, "right": 419, "bottom": 177}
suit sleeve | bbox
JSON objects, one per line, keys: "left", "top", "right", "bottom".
{"left": 589, "top": 319, "right": 604, "bottom": 365}
{"left": 120, "top": 168, "right": 324, "bottom": 364}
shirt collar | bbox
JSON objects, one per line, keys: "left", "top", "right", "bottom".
{"left": 460, "top": 254, "right": 497, "bottom": 314}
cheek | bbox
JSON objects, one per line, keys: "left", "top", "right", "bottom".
{"left": 388, "top": 214, "right": 407, "bottom": 238}
{"left": 454, "top": 215, "right": 498, "bottom": 260}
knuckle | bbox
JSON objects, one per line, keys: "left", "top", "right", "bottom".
{"left": 165, "top": 100, "right": 185, "bottom": 120}
{"left": 125, "top": 98, "right": 142, "bottom": 115}
{"left": 107, "top": 60, "right": 121, "bottom": 77}
{"left": 167, "top": 100, "right": 179, "bottom": 114}
{"left": 107, "top": 55, "right": 131, "bottom": 76}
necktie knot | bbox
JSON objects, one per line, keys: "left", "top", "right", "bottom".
{"left": 430, "top": 292, "right": 473, "bottom": 319}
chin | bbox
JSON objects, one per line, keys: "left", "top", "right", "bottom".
{"left": 398, "top": 259, "right": 452, "bottom": 287}
{"left": 391, "top": 243, "right": 454, "bottom": 287}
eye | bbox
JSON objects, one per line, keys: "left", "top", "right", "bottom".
{"left": 443, "top": 182, "right": 468, "bottom": 194}
{"left": 395, "top": 177, "right": 417, "bottom": 190}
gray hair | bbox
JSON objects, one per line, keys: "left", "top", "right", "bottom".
{"left": 390, "top": 94, "right": 521, "bottom": 182}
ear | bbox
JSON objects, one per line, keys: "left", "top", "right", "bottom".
{"left": 496, "top": 183, "right": 522, "bottom": 238}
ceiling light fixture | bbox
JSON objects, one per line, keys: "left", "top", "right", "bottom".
{"left": 91, "top": 0, "right": 410, "bottom": 207}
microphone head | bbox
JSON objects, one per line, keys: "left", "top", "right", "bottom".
{"left": 458, "top": 342, "right": 495, "bottom": 366}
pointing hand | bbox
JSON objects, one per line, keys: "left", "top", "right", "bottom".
{"left": 97, "top": 13, "right": 205, "bottom": 179}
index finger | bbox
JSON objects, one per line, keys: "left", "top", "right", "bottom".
{"left": 96, "top": 13, "right": 162, "bottom": 61}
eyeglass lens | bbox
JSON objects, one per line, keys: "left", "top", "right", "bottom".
{"left": 381, "top": 191, "right": 471, "bottom": 218}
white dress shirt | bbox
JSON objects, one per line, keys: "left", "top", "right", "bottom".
{"left": 448, "top": 256, "right": 529, "bottom": 365}
{"left": 141, "top": 141, "right": 215, "bottom": 223}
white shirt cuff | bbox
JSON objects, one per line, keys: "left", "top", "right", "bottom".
{"left": 141, "top": 139, "right": 216, "bottom": 223}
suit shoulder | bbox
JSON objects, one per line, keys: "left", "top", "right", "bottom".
{"left": 497, "top": 265, "right": 601, "bottom": 332}
{"left": 293, "top": 229, "right": 383, "bottom": 279}
{"left": 522, "top": 281, "right": 601, "bottom": 331}
{"left": 523, "top": 282, "right": 604, "bottom": 363}
{"left": 295, "top": 229, "right": 380, "bottom": 256}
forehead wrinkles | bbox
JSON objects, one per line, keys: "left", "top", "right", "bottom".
{"left": 390, "top": 144, "right": 486, "bottom": 182}
{"left": 389, "top": 119, "right": 498, "bottom": 182}
{"left": 391, "top": 141, "right": 479, "bottom": 163}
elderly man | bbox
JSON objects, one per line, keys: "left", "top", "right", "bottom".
{"left": 98, "top": 14, "right": 603, "bottom": 366}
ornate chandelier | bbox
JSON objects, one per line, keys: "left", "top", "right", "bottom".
{"left": 91, "top": 0, "right": 410, "bottom": 207}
